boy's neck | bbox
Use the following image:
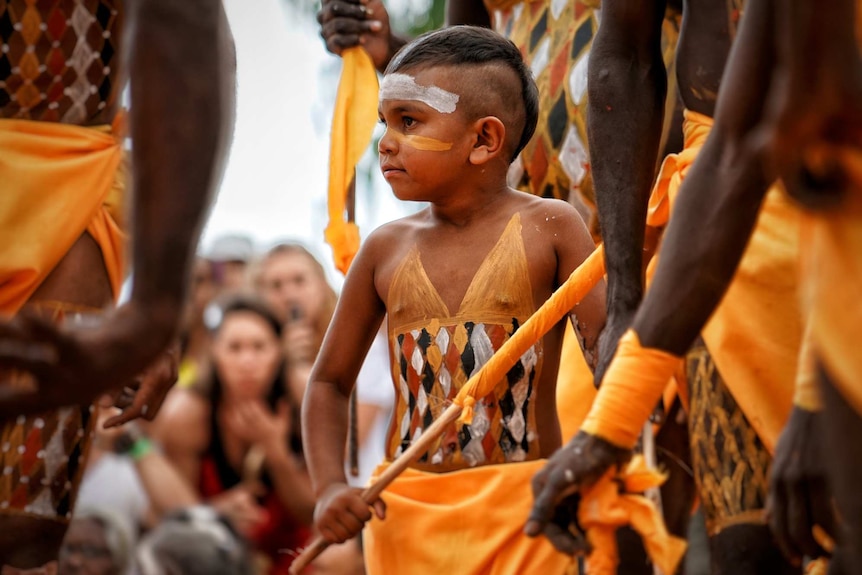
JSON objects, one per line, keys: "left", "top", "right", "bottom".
{"left": 431, "top": 164, "right": 512, "bottom": 227}
{"left": 429, "top": 174, "right": 512, "bottom": 226}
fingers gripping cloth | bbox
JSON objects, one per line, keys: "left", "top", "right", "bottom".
{"left": 579, "top": 456, "right": 687, "bottom": 575}
{"left": 581, "top": 330, "right": 683, "bottom": 449}
{"left": 454, "top": 247, "right": 606, "bottom": 423}
{"left": 325, "top": 47, "right": 378, "bottom": 275}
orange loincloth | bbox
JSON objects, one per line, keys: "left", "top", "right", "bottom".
{"left": 363, "top": 460, "right": 574, "bottom": 575}
{"left": 0, "top": 117, "right": 127, "bottom": 315}
{"left": 556, "top": 323, "right": 596, "bottom": 442}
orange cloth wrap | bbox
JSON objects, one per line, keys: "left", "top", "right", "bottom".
{"left": 556, "top": 322, "right": 597, "bottom": 441}
{"left": 363, "top": 460, "right": 573, "bottom": 574}
{"left": 325, "top": 47, "right": 379, "bottom": 275}
{"left": 581, "top": 330, "right": 683, "bottom": 449}
{"left": 0, "top": 118, "right": 127, "bottom": 315}
{"left": 453, "top": 246, "right": 605, "bottom": 423}
{"left": 579, "top": 456, "right": 687, "bottom": 575}
{"left": 646, "top": 110, "right": 802, "bottom": 454}
{"left": 799, "top": 145, "right": 862, "bottom": 415}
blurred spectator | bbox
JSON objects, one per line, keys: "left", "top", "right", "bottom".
{"left": 150, "top": 296, "right": 313, "bottom": 574}
{"left": 177, "top": 258, "right": 218, "bottom": 389}
{"left": 59, "top": 506, "right": 134, "bottom": 575}
{"left": 348, "top": 327, "right": 393, "bottom": 488}
{"left": 134, "top": 507, "right": 254, "bottom": 575}
{"left": 207, "top": 234, "right": 256, "bottom": 294}
{"left": 255, "top": 243, "right": 337, "bottom": 406}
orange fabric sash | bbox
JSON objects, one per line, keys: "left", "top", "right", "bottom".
{"left": 579, "top": 456, "right": 687, "bottom": 575}
{"left": 0, "top": 118, "right": 127, "bottom": 315}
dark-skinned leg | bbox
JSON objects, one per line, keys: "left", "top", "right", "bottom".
{"left": 614, "top": 400, "right": 694, "bottom": 575}
{"left": 819, "top": 364, "right": 862, "bottom": 574}
{"left": 657, "top": 398, "right": 697, "bottom": 543}
{"left": 0, "top": 234, "right": 112, "bottom": 569}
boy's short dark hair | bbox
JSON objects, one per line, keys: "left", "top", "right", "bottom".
{"left": 385, "top": 25, "right": 539, "bottom": 162}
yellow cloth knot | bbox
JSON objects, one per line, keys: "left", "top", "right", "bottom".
{"left": 325, "top": 47, "right": 379, "bottom": 275}
{"left": 579, "top": 456, "right": 687, "bottom": 575}
{"left": 457, "top": 396, "right": 477, "bottom": 424}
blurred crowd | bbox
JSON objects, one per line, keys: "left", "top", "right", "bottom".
{"left": 63, "top": 234, "right": 392, "bottom": 575}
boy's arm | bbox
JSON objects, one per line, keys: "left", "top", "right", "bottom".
{"left": 587, "top": 0, "right": 667, "bottom": 381}
{"left": 549, "top": 205, "right": 607, "bottom": 371}
{"left": 302, "top": 235, "right": 387, "bottom": 543}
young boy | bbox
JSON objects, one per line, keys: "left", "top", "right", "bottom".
{"left": 303, "top": 26, "right": 605, "bottom": 573}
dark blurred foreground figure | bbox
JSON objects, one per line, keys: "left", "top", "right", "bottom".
{"left": 134, "top": 506, "right": 255, "bottom": 575}
{"left": 527, "top": 0, "right": 862, "bottom": 572}
{"left": 0, "top": 0, "right": 235, "bottom": 570}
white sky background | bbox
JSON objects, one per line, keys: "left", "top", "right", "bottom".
{"left": 201, "top": 0, "right": 421, "bottom": 288}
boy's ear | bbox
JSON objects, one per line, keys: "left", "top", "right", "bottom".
{"left": 469, "top": 116, "right": 506, "bottom": 165}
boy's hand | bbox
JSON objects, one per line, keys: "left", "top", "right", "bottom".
{"left": 314, "top": 483, "right": 386, "bottom": 544}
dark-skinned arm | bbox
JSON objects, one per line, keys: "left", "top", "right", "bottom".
{"left": 125, "top": 0, "right": 235, "bottom": 343}
{"left": 446, "top": 0, "right": 490, "bottom": 27}
{"left": 0, "top": 0, "right": 235, "bottom": 417}
{"left": 302, "top": 233, "right": 387, "bottom": 544}
{"left": 587, "top": 0, "right": 668, "bottom": 382}
{"left": 633, "top": 0, "right": 777, "bottom": 354}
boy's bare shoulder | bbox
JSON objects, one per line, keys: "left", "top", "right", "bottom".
{"left": 356, "top": 210, "right": 429, "bottom": 262}
{"left": 511, "top": 192, "right": 587, "bottom": 231}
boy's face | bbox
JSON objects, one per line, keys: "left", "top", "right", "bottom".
{"left": 378, "top": 66, "right": 475, "bottom": 201}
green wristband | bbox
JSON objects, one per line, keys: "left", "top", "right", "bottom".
{"left": 128, "top": 437, "right": 154, "bottom": 461}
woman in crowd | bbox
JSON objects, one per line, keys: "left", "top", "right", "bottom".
{"left": 256, "top": 243, "right": 338, "bottom": 406}
{"left": 151, "top": 296, "right": 314, "bottom": 574}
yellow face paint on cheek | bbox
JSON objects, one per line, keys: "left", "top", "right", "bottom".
{"left": 389, "top": 129, "right": 453, "bottom": 152}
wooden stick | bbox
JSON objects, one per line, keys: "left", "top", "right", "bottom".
{"left": 347, "top": 171, "right": 360, "bottom": 478}
{"left": 290, "top": 245, "right": 606, "bottom": 573}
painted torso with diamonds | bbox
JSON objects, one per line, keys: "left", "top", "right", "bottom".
{"left": 386, "top": 214, "right": 544, "bottom": 472}
{"left": 0, "top": 0, "right": 122, "bottom": 125}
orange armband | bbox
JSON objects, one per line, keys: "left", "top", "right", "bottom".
{"left": 581, "top": 330, "right": 683, "bottom": 449}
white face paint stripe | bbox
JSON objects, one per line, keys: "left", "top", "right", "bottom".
{"left": 379, "top": 73, "right": 460, "bottom": 114}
